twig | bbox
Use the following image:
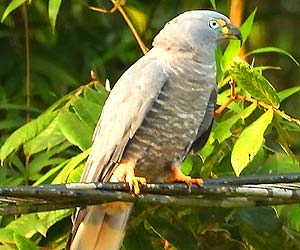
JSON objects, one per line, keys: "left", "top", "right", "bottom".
{"left": 216, "top": 81, "right": 300, "bottom": 125}
{"left": 89, "top": 0, "right": 148, "bottom": 54}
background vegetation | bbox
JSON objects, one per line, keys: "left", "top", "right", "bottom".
{"left": 0, "top": 0, "right": 300, "bottom": 249}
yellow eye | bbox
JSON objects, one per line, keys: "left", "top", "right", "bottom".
{"left": 209, "top": 20, "right": 220, "bottom": 29}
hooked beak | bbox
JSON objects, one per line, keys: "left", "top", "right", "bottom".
{"left": 223, "top": 24, "right": 243, "bottom": 43}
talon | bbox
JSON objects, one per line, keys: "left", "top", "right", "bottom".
{"left": 126, "top": 176, "right": 146, "bottom": 195}
{"left": 171, "top": 166, "right": 203, "bottom": 186}
{"left": 110, "top": 160, "right": 146, "bottom": 195}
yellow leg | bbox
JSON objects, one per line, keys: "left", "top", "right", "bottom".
{"left": 171, "top": 166, "right": 203, "bottom": 186}
{"left": 110, "top": 160, "right": 146, "bottom": 194}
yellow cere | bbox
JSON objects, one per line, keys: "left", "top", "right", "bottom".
{"left": 221, "top": 26, "right": 229, "bottom": 34}
{"left": 216, "top": 19, "right": 228, "bottom": 34}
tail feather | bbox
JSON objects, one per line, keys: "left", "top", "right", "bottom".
{"left": 70, "top": 202, "right": 133, "bottom": 250}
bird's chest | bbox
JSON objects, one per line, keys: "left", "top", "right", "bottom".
{"left": 123, "top": 64, "right": 215, "bottom": 182}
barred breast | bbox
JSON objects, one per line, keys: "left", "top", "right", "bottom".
{"left": 122, "top": 57, "right": 216, "bottom": 182}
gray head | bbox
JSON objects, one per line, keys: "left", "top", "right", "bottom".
{"left": 153, "top": 10, "right": 242, "bottom": 53}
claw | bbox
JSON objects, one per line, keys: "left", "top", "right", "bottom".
{"left": 171, "top": 166, "right": 203, "bottom": 186}
{"left": 110, "top": 160, "right": 146, "bottom": 194}
{"left": 126, "top": 176, "right": 146, "bottom": 194}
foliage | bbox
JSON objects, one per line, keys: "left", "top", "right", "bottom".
{"left": 0, "top": 0, "right": 300, "bottom": 250}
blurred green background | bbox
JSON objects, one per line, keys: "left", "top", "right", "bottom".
{"left": 0, "top": 0, "right": 299, "bottom": 145}
{"left": 0, "top": 1, "right": 300, "bottom": 249}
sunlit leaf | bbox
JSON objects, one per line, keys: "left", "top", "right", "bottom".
{"left": 52, "top": 149, "right": 89, "bottom": 184}
{"left": 33, "top": 159, "right": 69, "bottom": 186}
{"left": 14, "top": 234, "right": 38, "bottom": 250}
{"left": 27, "top": 142, "right": 69, "bottom": 180}
{"left": 23, "top": 116, "right": 66, "bottom": 156}
{"left": 240, "top": 8, "right": 257, "bottom": 44}
{"left": 231, "top": 109, "right": 273, "bottom": 176}
{"left": 71, "top": 97, "right": 101, "bottom": 129}
{"left": 229, "top": 58, "right": 280, "bottom": 107}
{"left": 213, "top": 103, "right": 257, "bottom": 143}
{"left": 278, "top": 86, "right": 300, "bottom": 102}
{"left": 221, "top": 40, "right": 240, "bottom": 72}
{"left": 6, "top": 213, "right": 46, "bottom": 238}
{"left": 0, "top": 112, "right": 58, "bottom": 163}
{"left": 84, "top": 86, "right": 108, "bottom": 107}
{"left": 240, "top": 102, "right": 257, "bottom": 120}
{"left": 0, "top": 228, "right": 14, "bottom": 243}
{"left": 213, "top": 115, "right": 240, "bottom": 143}
{"left": 221, "top": 8, "right": 256, "bottom": 72}
{"left": 246, "top": 47, "right": 299, "bottom": 66}
{"left": 67, "top": 163, "right": 84, "bottom": 182}
{"left": 209, "top": 0, "right": 216, "bottom": 9}
{"left": 48, "top": 0, "right": 62, "bottom": 32}
{"left": 181, "top": 156, "right": 193, "bottom": 175}
{"left": 1, "top": 0, "right": 26, "bottom": 22}
{"left": 58, "top": 111, "right": 93, "bottom": 151}
{"left": 38, "top": 209, "right": 72, "bottom": 232}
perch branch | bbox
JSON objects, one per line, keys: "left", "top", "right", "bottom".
{"left": 1, "top": 173, "right": 300, "bottom": 215}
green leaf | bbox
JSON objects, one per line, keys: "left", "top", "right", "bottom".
{"left": 180, "top": 156, "right": 193, "bottom": 175}
{"left": 213, "top": 103, "right": 257, "bottom": 143}
{"left": 221, "top": 40, "right": 241, "bottom": 72}
{"left": 0, "top": 112, "right": 58, "bottom": 163}
{"left": 213, "top": 115, "right": 240, "bottom": 143}
{"left": 6, "top": 213, "right": 47, "bottom": 238}
{"left": 1, "top": 0, "right": 26, "bottom": 22}
{"left": 260, "top": 154, "right": 299, "bottom": 174}
{"left": 14, "top": 234, "right": 38, "bottom": 250}
{"left": 231, "top": 109, "right": 273, "bottom": 176}
{"left": 246, "top": 47, "right": 299, "bottom": 66}
{"left": 52, "top": 149, "right": 89, "bottom": 184}
{"left": 209, "top": 0, "right": 216, "bottom": 9}
{"left": 23, "top": 116, "right": 66, "bottom": 156}
{"left": 274, "top": 117, "right": 295, "bottom": 159}
{"left": 48, "top": 0, "right": 62, "bottom": 32}
{"left": 0, "top": 228, "right": 14, "bottom": 243}
{"left": 240, "top": 8, "right": 257, "bottom": 44}
{"left": 240, "top": 102, "right": 257, "bottom": 120}
{"left": 33, "top": 159, "right": 69, "bottom": 185}
{"left": 220, "top": 8, "right": 256, "bottom": 72}
{"left": 278, "top": 86, "right": 300, "bottom": 102}
{"left": 38, "top": 209, "right": 72, "bottom": 232}
{"left": 67, "top": 162, "right": 84, "bottom": 182}
{"left": 277, "top": 204, "right": 300, "bottom": 232}
{"left": 58, "top": 111, "right": 93, "bottom": 151}
{"left": 229, "top": 58, "right": 280, "bottom": 107}
{"left": 84, "top": 87, "right": 108, "bottom": 107}
{"left": 71, "top": 97, "right": 101, "bottom": 129}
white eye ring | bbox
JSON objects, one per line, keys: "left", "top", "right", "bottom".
{"left": 209, "top": 20, "right": 220, "bottom": 29}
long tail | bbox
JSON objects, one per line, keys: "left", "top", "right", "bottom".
{"left": 69, "top": 202, "right": 133, "bottom": 250}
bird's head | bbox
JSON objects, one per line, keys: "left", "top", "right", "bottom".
{"left": 153, "top": 10, "right": 242, "bottom": 54}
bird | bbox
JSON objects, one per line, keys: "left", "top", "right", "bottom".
{"left": 68, "top": 10, "right": 242, "bottom": 250}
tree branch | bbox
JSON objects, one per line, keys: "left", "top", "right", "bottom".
{"left": 1, "top": 173, "right": 300, "bottom": 215}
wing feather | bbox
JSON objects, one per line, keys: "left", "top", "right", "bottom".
{"left": 80, "top": 50, "right": 169, "bottom": 182}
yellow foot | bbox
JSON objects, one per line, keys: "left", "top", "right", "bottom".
{"left": 110, "top": 160, "right": 146, "bottom": 194}
{"left": 126, "top": 175, "right": 146, "bottom": 195}
{"left": 171, "top": 166, "right": 203, "bottom": 186}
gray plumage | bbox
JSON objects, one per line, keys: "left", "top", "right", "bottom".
{"left": 69, "top": 10, "right": 241, "bottom": 250}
